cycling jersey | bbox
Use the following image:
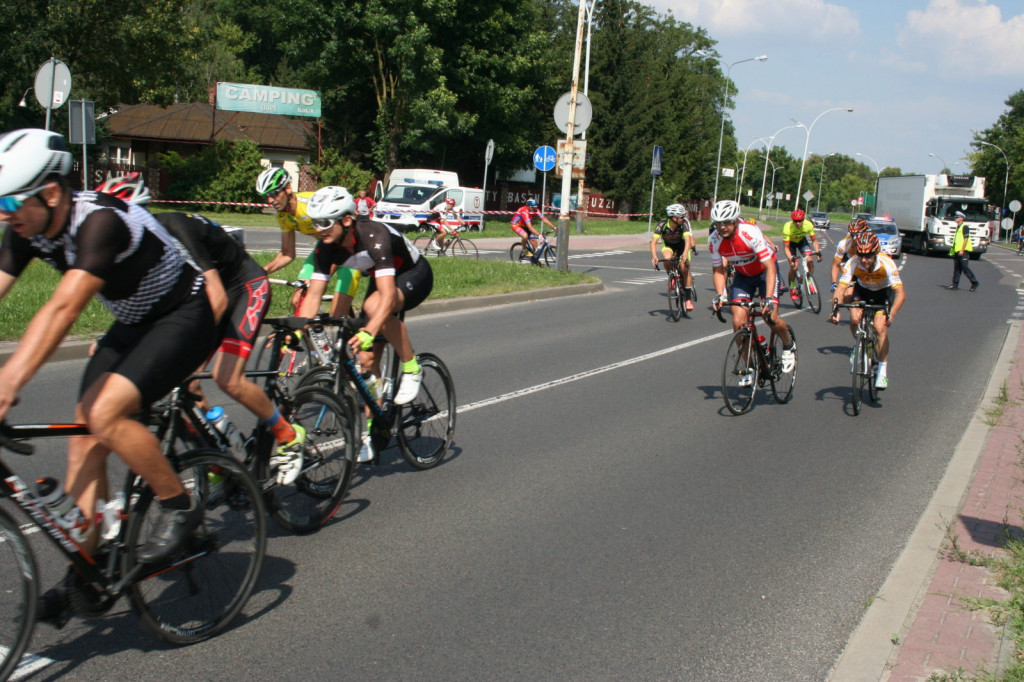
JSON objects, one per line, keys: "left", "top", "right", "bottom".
{"left": 782, "top": 219, "right": 816, "bottom": 243}
{"left": 275, "top": 191, "right": 317, "bottom": 236}
{"left": 354, "top": 195, "right": 376, "bottom": 217}
{"left": 708, "top": 221, "right": 774, "bottom": 277}
{"left": 654, "top": 218, "right": 692, "bottom": 249}
{"left": 312, "top": 219, "right": 421, "bottom": 280}
{"left": 0, "top": 191, "right": 201, "bottom": 324}
{"left": 833, "top": 236, "right": 856, "bottom": 262}
{"left": 838, "top": 253, "right": 903, "bottom": 291}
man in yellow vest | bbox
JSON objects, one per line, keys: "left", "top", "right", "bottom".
{"left": 946, "top": 211, "right": 979, "bottom": 291}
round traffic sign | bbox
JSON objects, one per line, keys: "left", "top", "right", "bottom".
{"left": 533, "top": 146, "right": 556, "bottom": 172}
{"left": 1010, "top": 199, "right": 1022, "bottom": 213}
{"left": 33, "top": 58, "right": 72, "bottom": 110}
{"left": 553, "top": 92, "right": 592, "bottom": 136}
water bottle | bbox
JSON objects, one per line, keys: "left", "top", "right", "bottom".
{"left": 98, "top": 493, "right": 125, "bottom": 542}
{"left": 309, "top": 324, "right": 331, "bottom": 356}
{"left": 205, "top": 406, "right": 248, "bottom": 460}
{"left": 359, "top": 371, "right": 380, "bottom": 402}
{"left": 757, "top": 334, "right": 768, "bottom": 352}
{"left": 35, "top": 477, "right": 92, "bottom": 543}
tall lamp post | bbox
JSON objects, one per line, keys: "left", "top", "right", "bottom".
{"left": 758, "top": 124, "right": 800, "bottom": 220}
{"left": 928, "top": 152, "right": 948, "bottom": 173}
{"left": 978, "top": 140, "right": 1009, "bottom": 238}
{"left": 856, "top": 152, "right": 880, "bottom": 213}
{"left": 791, "top": 107, "right": 853, "bottom": 211}
{"left": 574, "top": 0, "right": 598, "bottom": 234}
{"left": 816, "top": 152, "right": 836, "bottom": 212}
{"left": 699, "top": 52, "right": 767, "bottom": 204}
{"left": 736, "top": 137, "right": 768, "bottom": 204}
{"left": 760, "top": 157, "right": 784, "bottom": 220}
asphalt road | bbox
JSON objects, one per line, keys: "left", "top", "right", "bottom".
{"left": 4, "top": 239, "right": 1020, "bottom": 680}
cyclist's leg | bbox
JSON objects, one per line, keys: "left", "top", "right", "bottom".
{"left": 212, "top": 268, "right": 275, "bottom": 420}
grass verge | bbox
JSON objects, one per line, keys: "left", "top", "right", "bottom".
{"left": 0, "top": 251, "right": 595, "bottom": 342}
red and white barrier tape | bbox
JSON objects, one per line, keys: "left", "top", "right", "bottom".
{"left": 148, "top": 199, "right": 650, "bottom": 217}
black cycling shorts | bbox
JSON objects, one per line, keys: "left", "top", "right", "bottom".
{"left": 852, "top": 283, "right": 892, "bottom": 309}
{"left": 219, "top": 260, "right": 271, "bottom": 360}
{"left": 365, "top": 257, "right": 434, "bottom": 312}
{"left": 82, "top": 291, "right": 219, "bottom": 407}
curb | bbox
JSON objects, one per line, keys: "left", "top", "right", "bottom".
{"left": 0, "top": 281, "right": 606, "bottom": 365}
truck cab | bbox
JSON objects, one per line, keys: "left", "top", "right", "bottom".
{"left": 925, "top": 195, "right": 990, "bottom": 257}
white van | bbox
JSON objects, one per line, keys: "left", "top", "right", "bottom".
{"left": 374, "top": 168, "right": 484, "bottom": 231}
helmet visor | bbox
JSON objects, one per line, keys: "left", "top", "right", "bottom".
{"left": 312, "top": 218, "right": 335, "bottom": 231}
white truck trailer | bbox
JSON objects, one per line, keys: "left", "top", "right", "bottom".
{"left": 373, "top": 168, "right": 484, "bottom": 232}
{"left": 875, "top": 174, "right": 990, "bottom": 258}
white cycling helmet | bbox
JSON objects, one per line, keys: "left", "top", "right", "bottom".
{"left": 307, "top": 186, "right": 356, "bottom": 225}
{"left": 666, "top": 203, "right": 686, "bottom": 218}
{"left": 0, "top": 129, "right": 73, "bottom": 197}
{"left": 96, "top": 173, "right": 151, "bottom": 205}
{"left": 710, "top": 199, "right": 741, "bottom": 223}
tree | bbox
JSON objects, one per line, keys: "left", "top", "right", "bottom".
{"left": 969, "top": 89, "right": 1024, "bottom": 215}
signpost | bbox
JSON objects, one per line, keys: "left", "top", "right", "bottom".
{"left": 534, "top": 145, "right": 556, "bottom": 215}
{"left": 33, "top": 58, "right": 71, "bottom": 131}
{"left": 482, "top": 139, "right": 494, "bottom": 231}
{"left": 69, "top": 100, "right": 96, "bottom": 189}
{"left": 647, "top": 145, "right": 663, "bottom": 234}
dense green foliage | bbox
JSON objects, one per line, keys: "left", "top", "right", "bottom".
{"left": 2, "top": 1, "right": 1021, "bottom": 216}
{"left": 969, "top": 89, "right": 1024, "bottom": 217}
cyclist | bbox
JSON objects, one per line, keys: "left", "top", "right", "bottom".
{"left": 96, "top": 176, "right": 307, "bottom": 485}
{"left": 649, "top": 203, "right": 696, "bottom": 311}
{"left": 829, "top": 219, "right": 870, "bottom": 291}
{"left": 828, "top": 232, "right": 906, "bottom": 390}
{"left": 255, "top": 167, "right": 360, "bottom": 316}
{"left": 432, "top": 197, "right": 461, "bottom": 253}
{"left": 1015, "top": 225, "right": 1024, "bottom": 255}
{"left": 782, "top": 208, "right": 822, "bottom": 303}
{"left": 300, "top": 186, "right": 434, "bottom": 463}
{"left": 0, "top": 129, "right": 220, "bottom": 569}
{"left": 511, "top": 198, "right": 556, "bottom": 264}
{"left": 708, "top": 200, "right": 796, "bottom": 380}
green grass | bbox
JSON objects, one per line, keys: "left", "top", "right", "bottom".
{"left": 0, "top": 251, "right": 595, "bottom": 342}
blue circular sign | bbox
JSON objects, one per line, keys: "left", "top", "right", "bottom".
{"left": 533, "top": 146, "right": 556, "bottom": 172}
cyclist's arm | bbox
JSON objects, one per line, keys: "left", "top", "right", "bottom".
{"left": 540, "top": 214, "right": 557, "bottom": 230}
{"left": 0, "top": 269, "right": 102, "bottom": 422}
{"left": 296, "top": 276, "right": 329, "bottom": 319}
{"left": 712, "top": 266, "right": 727, "bottom": 299}
{"left": 830, "top": 258, "right": 843, "bottom": 288}
{"left": 202, "top": 268, "right": 229, "bottom": 323}
{"left": 649, "top": 232, "right": 661, "bottom": 263}
{"left": 684, "top": 232, "right": 695, "bottom": 260}
{"left": 0, "top": 270, "right": 16, "bottom": 304}
{"left": 360, "top": 273, "right": 398, "bottom": 339}
{"left": 264, "top": 229, "right": 297, "bottom": 274}
{"left": 889, "top": 285, "right": 906, "bottom": 322}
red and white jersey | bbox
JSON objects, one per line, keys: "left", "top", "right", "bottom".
{"left": 708, "top": 221, "right": 774, "bottom": 277}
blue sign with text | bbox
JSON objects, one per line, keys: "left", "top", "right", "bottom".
{"left": 534, "top": 146, "right": 557, "bottom": 172}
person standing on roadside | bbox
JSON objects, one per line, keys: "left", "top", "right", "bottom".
{"left": 946, "top": 211, "right": 978, "bottom": 291}
{"left": 354, "top": 189, "right": 376, "bottom": 218}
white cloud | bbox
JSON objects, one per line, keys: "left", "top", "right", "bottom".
{"left": 848, "top": 48, "right": 928, "bottom": 74}
{"left": 651, "top": 0, "right": 860, "bottom": 40}
{"left": 899, "top": 0, "right": 1024, "bottom": 76}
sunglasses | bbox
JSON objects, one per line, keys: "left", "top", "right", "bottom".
{"left": 712, "top": 220, "right": 736, "bottom": 229}
{"left": 0, "top": 185, "right": 46, "bottom": 213}
{"left": 312, "top": 218, "right": 337, "bottom": 231}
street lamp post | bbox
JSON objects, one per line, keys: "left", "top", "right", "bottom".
{"left": 758, "top": 124, "right": 800, "bottom": 220}
{"left": 816, "top": 152, "right": 836, "bottom": 212}
{"left": 856, "top": 152, "right": 880, "bottom": 213}
{"left": 978, "top": 140, "right": 1009, "bottom": 238}
{"left": 928, "top": 152, "right": 948, "bottom": 173}
{"left": 699, "top": 52, "right": 767, "bottom": 205}
{"left": 791, "top": 107, "right": 853, "bottom": 211}
{"left": 574, "top": 0, "right": 598, "bottom": 235}
{"left": 736, "top": 137, "right": 769, "bottom": 204}
{"left": 17, "top": 88, "right": 32, "bottom": 107}
{"left": 760, "top": 158, "right": 784, "bottom": 221}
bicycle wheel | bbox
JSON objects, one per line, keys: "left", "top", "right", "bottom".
{"left": 252, "top": 330, "right": 309, "bottom": 395}
{"left": 397, "top": 353, "right": 456, "bottom": 469}
{"left": 721, "top": 329, "right": 758, "bottom": 415}
{"left": 509, "top": 243, "right": 528, "bottom": 263}
{"left": 125, "top": 450, "right": 266, "bottom": 645}
{"left": 792, "top": 274, "right": 804, "bottom": 308}
{"left": 0, "top": 508, "right": 37, "bottom": 682}
{"left": 260, "top": 387, "right": 356, "bottom": 533}
{"left": 413, "top": 234, "right": 436, "bottom": 256}
{"left": 666, "top": 277, "right": 681, "bottom": 322}
{"left": 851, "top": 340, "right": 864, "bottom": 415}
{"left": 805, "top": 272, "right": 822, "bottom": 314}
{"left": 448, "top": 237, "right": 478, "bottom": 259}
{"left": 769, "top": 327, "right": 797, "bottom": 404}
{"left": 541, "top": 244, "right": 557, "bottom": 267}
{"left": 867, "top": 337, "right": 880, "bottom": 403}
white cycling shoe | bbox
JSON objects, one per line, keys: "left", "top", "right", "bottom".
{"left": 394, "top": 370, "right": 423, "bottom": 405}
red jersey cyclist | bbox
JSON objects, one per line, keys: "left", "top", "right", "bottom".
{"left": 829, "top": 219, "right": 869, "bottom": 292}
{"left": 828, "top": 232, "right": 906, "bottom": 390}
{"left": 708, "top": 200, "right": 796, "bottom": 381}
{"left": 511, "top": 199, "right": 556, "bottom": 264}
{"left": 782, "top": 208, "right": 822, "bottom": 302}
{"left": 649, "top": 203, "right": 696, "bottom": 311}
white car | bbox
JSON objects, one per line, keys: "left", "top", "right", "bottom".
{"left": 867, "top": 220, "right": 902, "bottom": 259}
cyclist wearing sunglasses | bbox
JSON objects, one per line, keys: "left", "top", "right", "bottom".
{"left": 255, "top": 167, "right": 360, "bottom": 316}
{"left": 708, "top": 199, "right": 796, "bottom": 373}
{"left": 0, "top": 129, "right": 221, "bottom": 569}
{"left": 300, "top": 186, "right": 433, "bottom": 463}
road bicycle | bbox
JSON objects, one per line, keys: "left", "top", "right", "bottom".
{"left": 188, "top": 316, "right": 356, "bottom": 534}
{"left": 655, "top": 257, "right": 696, "bottom": 321}
{"left": 0, "top": 413, "right": 267, "bottom": 680}
{"left": 412, "top": 224, "right": 479, "bottom": 259}
{"left": 715, "top": 300, "right": 798, "bottom": 415}
{"left": 293, "top": 314, "right": 456, "bottom": 470}
{"left": 833, "top": 301, "right": 888, "bottom": 415}
{"left": 510, "top": 228, "right": 558, "bottom": 267}
{"left": 789, "top": 252, "right": 822, "bottom": 313}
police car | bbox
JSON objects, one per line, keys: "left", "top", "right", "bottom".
{"left": 867, "top": 220, "right": 902, "bottom": 259}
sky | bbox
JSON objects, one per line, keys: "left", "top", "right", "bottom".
{"left": 642, "top": 0, "right": 1023, "bottom": 183}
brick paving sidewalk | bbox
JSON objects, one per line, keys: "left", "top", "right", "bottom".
{"left": 883, "top": 326, "right": 1024, "bottom": 680}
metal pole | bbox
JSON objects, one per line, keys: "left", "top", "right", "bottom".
{"left": 576, "top": 0, "right": 597, "bottom": 234}
{"left": 816, "top": 153, "right": 835, "bottom": 212}
{"left": 757, "top": 124, "right": 799, "bottom": 220}
{"left": 81, "top": 100, "right": 88, "bottom": 189}
{"left": 555, "top": 0, "right": 587, "bottom": 271}
{"left": 45, "top": 57, "right": 56, "bottom": 131}
{"left": 707, "top": 54, "right": 766, "bottom": 205}
{"left": 979, "top": 141, "right": 1009, "bottom": 240}
{"left": 647, "top": 175, "right": 656, "bottom": 237}
{"left": 792, "top": 107, "right": 852, "bottom": 211}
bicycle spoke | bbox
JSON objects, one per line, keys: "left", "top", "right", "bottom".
{"left": 722, "top": 330, "right": 757, "bottom": 415}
